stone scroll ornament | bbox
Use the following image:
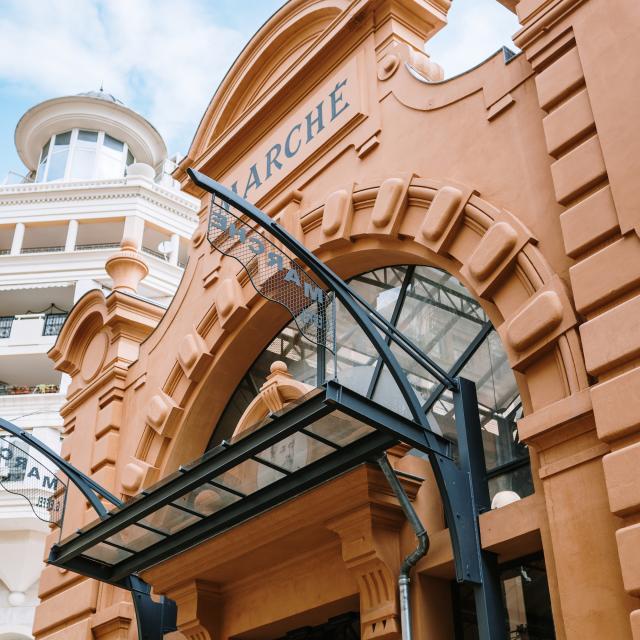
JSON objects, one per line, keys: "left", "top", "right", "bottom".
{"left": 208, "top": 195, "right": 336, "bottom": 351}
{"left": 0, "top": 434, "right": 67, "bottom": 526}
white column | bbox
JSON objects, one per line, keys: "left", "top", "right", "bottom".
{"left": 73, "top": 278, "right": 101, "bottom": 302}
{"left": 64, "top": 219, "right": 78, "bottom": 252}
{"left": 59, "top": 373, "right": 72, "bottom": 397}
{"left": 10, "top": 222, "right": 25, "bottom": 255}
{"left": 122, "top": 216, "right": 144, "bottom": 250}
{"left": 169, "top": 233, "right": 180, "bottom": 266}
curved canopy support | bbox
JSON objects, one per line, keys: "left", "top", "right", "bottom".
{"left": 0, "top": 417, "right": 121, "bottom": 518}
{"left": 0, "top": 417, "right": 177, "bottom": 640}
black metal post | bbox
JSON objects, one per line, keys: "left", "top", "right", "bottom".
{"left": 454, "top": 377, "right": 507, "bottom": 640}
{"left": 128, "top": 575, "right": 177, "bottom": 640}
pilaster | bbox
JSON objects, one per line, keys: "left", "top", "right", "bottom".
{"left": 514, "top": 1, "right": 640, "bottom": 635}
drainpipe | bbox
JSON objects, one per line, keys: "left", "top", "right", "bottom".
{"left": 377, "top": 454, "right": 430, "bottom": 640}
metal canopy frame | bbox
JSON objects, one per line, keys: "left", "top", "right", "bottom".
{"left": 185, "top": 170, "right": 507, "bottom": 638}
{"left": 49, "top": 382, "right": 449, "bottom": 582}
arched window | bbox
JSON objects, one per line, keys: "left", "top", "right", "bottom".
{"left": 209, "top": 264, "right": 532, "bottom": 507}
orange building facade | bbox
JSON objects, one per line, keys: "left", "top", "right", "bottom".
{"left": 32, "top": 0, "right": 640, "bottom": 638}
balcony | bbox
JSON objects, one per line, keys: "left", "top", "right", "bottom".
{"left": 0, "top": 313, "right": 67, "bottom": 340}
{"left": 0, "top": 313, "right": 67, "bottom": 358}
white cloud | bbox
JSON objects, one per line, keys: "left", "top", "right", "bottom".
{"left": 426, "top": 0, "right": 520, "bottom": 78}
{"left": 0, "top": 0, "right": 256, "bottom": 155}
{"left": 0, "top": 0, "right": 520, "bottom": 158}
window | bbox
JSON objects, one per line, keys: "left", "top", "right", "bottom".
{"left": 104, "top": 133, "right": 124, "bottom": 151}
{"left": 97, "top": 133, "right": 126, "bottom": 178}
{"left": 69, "top": 130, "right": 98, "bottom": 179}
{"left": 35, "top": 140, "right": 50, "bottom": 181}
{"left": 208, "top": 265, "right": 532, "bottom": 506}
{"left": 46, "top": 131, "right": 71, "bottom": 181}
{"left": 453, "top": 553, "right": 555, "bottom": 639}
{"left": 33, "top": 129, "right": 133, "bottom": 182}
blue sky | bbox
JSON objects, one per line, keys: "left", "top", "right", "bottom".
{"left": 0, "top": 0, "right": 519, "bottom": 180}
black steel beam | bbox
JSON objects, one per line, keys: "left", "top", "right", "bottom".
{"left": 324, "top": 381, "right": 453, "bottom": 458}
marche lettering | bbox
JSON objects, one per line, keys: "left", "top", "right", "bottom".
{"left": 228, "top": 76, "right": 352, "bottom": 202}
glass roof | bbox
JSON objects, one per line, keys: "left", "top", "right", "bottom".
{"left": 209, "top": 265, "right": 529, "bottom": 504}
{"left": 48, "top": 384, "right": 442, "bottom": 583}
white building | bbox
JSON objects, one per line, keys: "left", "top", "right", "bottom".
{"left": 0, "top": 89, "right": 199, "bottom": 639}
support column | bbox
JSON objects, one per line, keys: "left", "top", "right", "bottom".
{"left": 74, "top": 279, "right": 101, "bottom": 302}
{"left": 10, "top": 222, "right": 25, "bottom": 255}
{"left": 122, "top": 216, "right": 144, "bottom": 251}
{"left": 65, "top": 219, "right": 78, "bottom": 252}
{"left": 169, "top": 233, "right": 180, "bottom": 266}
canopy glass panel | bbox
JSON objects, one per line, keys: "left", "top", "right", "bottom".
{"left": 210, "top": 265, "right": 530, "bottom": 505}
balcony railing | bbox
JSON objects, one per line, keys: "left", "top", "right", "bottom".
{"left": 0, "top": 312, "right": 68, "bottom": 341}
{"left": 0, "top": 383, "right": 60, "bottom": 396}
{"left": 75, "top": 242, "right": 121, "bottom": 251}
{"left": 21, "top": 246, "right": 65, "bottom": 254}
{"left": 141, "top": 246, "right": 169, "bottom": 260}
{"left": 43, "top": 313, "right": 67, "bottom": 336}
{"left": 0, "top": 316, "right": 13, "bottom": 339}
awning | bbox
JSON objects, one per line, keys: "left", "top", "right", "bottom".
{"left": 48, "top": 381, "right": 453, "bottom": 585}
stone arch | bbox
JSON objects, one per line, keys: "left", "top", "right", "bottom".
{"left": 187, "top": 0, "right": 348, "bottom": 163}
{"left": 125, "top": 174, "right": 586, "bottom": 491}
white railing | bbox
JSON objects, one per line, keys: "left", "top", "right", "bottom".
{"left": 0, "top": 313, "right": 66, "bottom": 349}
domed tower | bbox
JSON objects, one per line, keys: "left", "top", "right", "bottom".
{"left": 15, "top": 89, "right": 165, "bottom": 183}
{"left": 0, "top": 90, "right": 198, "bottom": 640}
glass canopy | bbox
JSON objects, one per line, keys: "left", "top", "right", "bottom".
{"left": 211, "top": 265, "right": 531, "bottom": 505}
{"left": 48, "top": 382, "right": 454, "bottom": 584}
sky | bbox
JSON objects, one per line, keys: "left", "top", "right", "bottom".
{"left": 0, "top": 0, "right": 520, "bottom": 180}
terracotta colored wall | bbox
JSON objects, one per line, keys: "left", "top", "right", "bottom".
{"left": 34, "top": 1, "right": 640, "bottom": 638}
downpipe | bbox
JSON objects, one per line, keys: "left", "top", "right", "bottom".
{"left": 377, "top": 454, "right": 430, "bottom": 640}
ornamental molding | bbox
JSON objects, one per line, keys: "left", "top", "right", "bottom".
{"left": 0, "top": 179, "right": 199, "bottom": 222}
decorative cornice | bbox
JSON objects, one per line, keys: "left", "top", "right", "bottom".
{"left": 0, "top": 177, "right": 199, "bottom": 221}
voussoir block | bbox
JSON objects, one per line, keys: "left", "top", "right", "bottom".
{"left": 507, "top": 291, "right": 563, "bottom": 352}
{"left": 146, "top": 391, "right": 183, "bottom": 438}
{"left": 499, "top": 277, "right": 576, "bottom": 369}
{"left": 460, "top": 215, "right": 532, "bottom": 298}
{"left": 321, "top": 187, "right": 354, "bottom": 247}
{"left": 178, "top": 330, "right": 214, "bottom": 382}
{"left": 420, "top": 186, "right": 462, "bottom": 241}
{"left": 416, "top": 184, "right": 472, "bottom": 254}
{"left": 367, "top": 176, "right": 410, "bottom": 236}
{"left": 468, "top": 222, "right": 518, "bottom": 281}
{"left": 120, "top": 457, "right": 157, "bottom": 495}
{"left": 215, "top": 276, "right": 249, "bottom": 330}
